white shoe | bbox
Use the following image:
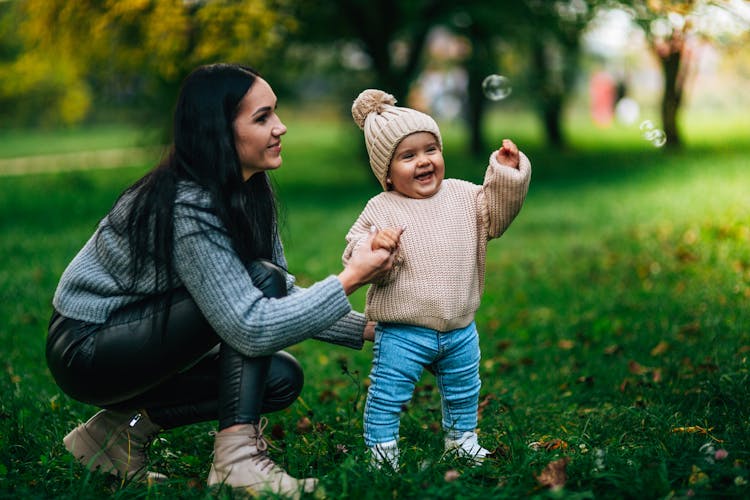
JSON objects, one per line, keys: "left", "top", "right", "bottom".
{"left": 369, "top": 440, "right": 399, "bottom": 470}
{"left": 444, "top": 431, "right": 490, "bottom": 464}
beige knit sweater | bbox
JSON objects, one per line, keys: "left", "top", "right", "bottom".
{"left": 343, "top": 151, "right": 531, "bottom": 332}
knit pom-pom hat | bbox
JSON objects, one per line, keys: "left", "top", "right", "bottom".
{"left": 351, "top": 89, "right": 442, "bottom": 190}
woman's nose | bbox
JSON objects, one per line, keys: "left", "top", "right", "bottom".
{"left": 273, "top": 118, "right": 287, "bottom": 137}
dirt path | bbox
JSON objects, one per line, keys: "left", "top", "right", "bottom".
{"left": 0, "top": 146, "right": 165, "bottom": 177}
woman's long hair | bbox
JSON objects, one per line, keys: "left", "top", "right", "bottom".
{"left": 99, "top": 63, "right": 277, "bottom": 296}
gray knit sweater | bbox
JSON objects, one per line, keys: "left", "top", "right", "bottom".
{"left": 52, "top": 180, "right": 366, "bottom": 357}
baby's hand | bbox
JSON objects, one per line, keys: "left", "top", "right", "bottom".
{"left": 370, "top": 226, "right": 403, "bottom": 253}
{"left": 496, "top": 139, "right": 520, "bottom": 169}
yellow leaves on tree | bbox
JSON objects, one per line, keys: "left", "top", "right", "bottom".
{"left": 6, "top": 0, "right": 297, "bottom": 124}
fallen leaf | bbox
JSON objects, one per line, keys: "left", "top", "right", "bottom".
{"left": 271, "top": 423, "right": 285, "bottom": 440}
{"left": 318, "top": 389, "right": 337, "bottom": 403}
{"left": 477, "top": 393, "right": 495, "bottom": 420}
{"left": 558, "top": 339, "right": 575, "bottom": 350}
{"left": 603, "top": 344, "right": 623, "bottom": 356}
{"left": 619, "top": 377, "right": 633, "bottom": 392}
{"left": 628, "top": 360, "right": 649, "bottom": 375}
{"left": 496, "top": 340, "right": 512, "bottom": 351}
{"left": 650, "top": 341, "right": 669, "bottom": 356}
{"left": 535, "top": 456, "right": 570, "bottom": 490}
{"left": 444, "top": 469, "right": 460, "bottom": 482}
{"left": 688, "top": 465, "right": 709, "bottom": 486}
{"left": 671, "top": 426, "right": 723, "bottom": 442}
{"left": 679, "top": 322, "right": 701, "bottom": 336}
{"left": 296, "top": 417, "right": 312, "bottom": 434}
{"left": 185, "top": 478, "right": 203, "bottom": 489}
{"left": 489, "top": 442, "right": 511, "bottom": 459}
{"left": 528, "top": 438, "right": 568, "bottom": 451}
{"left": 335, "top": 444, "right": 349, "bottom": 455}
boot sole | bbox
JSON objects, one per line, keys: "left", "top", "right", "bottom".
{"left": 207, "top": 465, "right": 317, "bottom": 497}
{"left": 63, "top": 424, "right": 167, "bottom": 483}
{"left": 64, "top": 424, "right": 117, "bottom": 473}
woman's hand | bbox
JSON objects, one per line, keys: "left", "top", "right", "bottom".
{"left": 363, "top": 321, "right": 376, "bottom": 342}
{"left": 338, "top": 226, "right": 403, "bottom": 295}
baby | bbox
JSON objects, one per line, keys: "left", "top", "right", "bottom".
{"left": 344, "top": 89, "right": 532, "bottom": 469}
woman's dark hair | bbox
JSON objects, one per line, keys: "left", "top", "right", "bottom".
{"left": 100, "top": 63, "right": 277, "bottom": 295}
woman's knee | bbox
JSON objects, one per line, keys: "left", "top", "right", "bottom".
{"left": 262, "top": 351, "right": 304, "bottom": 412}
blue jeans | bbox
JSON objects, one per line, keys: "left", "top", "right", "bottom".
{"left": 363, "top": 322, "right": 481, "bottom": 447}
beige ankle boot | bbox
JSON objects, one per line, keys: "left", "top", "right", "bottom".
{"left": 208, "top": 417, "right": 317, "bottom": 498}
{"left": 63, "top": 409, "right": 166, "bottom": 483}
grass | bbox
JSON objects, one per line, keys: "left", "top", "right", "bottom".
{"left": 0, "top": 109, "right": 749, "bottom": 499}
{"left": 0, "top": 124, "right": 162, "bottom": 159}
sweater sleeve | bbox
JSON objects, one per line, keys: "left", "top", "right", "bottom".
{"left": 343, "top": 198, "right": 401, "bottom": 285}
{"left": 172, "top": 197, "right": 353, "bottom": 358}
{"left": 343, "top": 205, "right": 373, "bottom": 266}
{"left": 480, "top": 151, "right": 532, "bottom": 239}
{"left": 287, "top": 285, "right": 366, "bottom": 350}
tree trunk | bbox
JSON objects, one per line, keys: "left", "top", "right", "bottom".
{"left": 659, "top": 50, "right": 683, "bottom": 149}
{"left": 542, "top": 99, "right": 564, "bottom": 149}
{"left": 460, "top": 24, "right": 495, "bottom": 156}
{"left": 531, "top": 40, "right": 566, "bottom": 149}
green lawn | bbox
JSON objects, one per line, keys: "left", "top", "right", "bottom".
{"left": 0, "top": 112, "right": 748, "bottom": 498}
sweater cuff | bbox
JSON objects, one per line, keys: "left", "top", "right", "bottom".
{"left": 488, "top": 150, "right": 531, "bottom": 179}
{"left": 310, "top": 277, "right": 366, "bottom": 350}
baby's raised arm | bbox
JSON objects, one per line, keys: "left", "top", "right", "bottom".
{"left": 495, "top": 138, "right": 520, "bottom": 169}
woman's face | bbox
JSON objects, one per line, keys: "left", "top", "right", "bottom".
{"left": 233, "top": 77, "right": 287, "bottom": 180}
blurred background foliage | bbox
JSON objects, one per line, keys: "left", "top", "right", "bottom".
{"left": 0, "top": 0, "right": 748, "bottom": 150}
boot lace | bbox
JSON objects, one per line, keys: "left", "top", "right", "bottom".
{"left": 251, "top": 417, "right": 279, "bottom": 474}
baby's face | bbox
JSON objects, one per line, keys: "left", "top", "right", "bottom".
{"left": 386, "top": 132, "right": 444, "bottom": 199}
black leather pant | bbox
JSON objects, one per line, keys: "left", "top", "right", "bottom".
{"left": 46, "top": 260, "right": 303, "bottom": 430}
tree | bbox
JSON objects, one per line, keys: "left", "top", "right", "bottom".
{"left": 445, "top": 1, "right": 603, "bottom": 152}
{"left": 290, "top": 0, "right": 448, "bottom": 104}
{"left": 2, "top": 0, "right": 297, "bottom": 127}
{"left": 524, "top": 1, "right": 600, "bottom": 150}
{"left": 621, "top": 0, "right": 749, "bottom": 148}
{"left": 0, "top": 1, "right": 89, "bottom": 126}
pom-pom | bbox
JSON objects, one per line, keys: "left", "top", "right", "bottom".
{"left": 351, "top": 89, "right": 397, "bottom": 129}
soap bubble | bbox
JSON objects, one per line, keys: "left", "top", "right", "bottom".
{"left": 639, "top": 119, "right": 667, "bottom": 147}
{"left": 648, "top": 129, "right": 667, "bottom": 147}
{"left": 639, "top": 120, "right": 655, "bottom": 132}
{"left": 482, "top": 74, "right": 512, "bottom": 101}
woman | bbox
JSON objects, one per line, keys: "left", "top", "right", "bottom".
{"left": 46, "top": 63, "right": 399, "bottom": 497}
